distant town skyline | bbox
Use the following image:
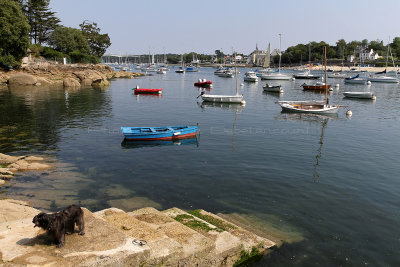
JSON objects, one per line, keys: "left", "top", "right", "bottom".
{"left": 50, "top": 0, "right": 400, "bottom": 55}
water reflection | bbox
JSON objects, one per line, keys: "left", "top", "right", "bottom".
{"left": 0, "top": 86, "right": 111, "bottom": 153}
{"left": 121, "top": 137, "right": 199, "bottom": 149}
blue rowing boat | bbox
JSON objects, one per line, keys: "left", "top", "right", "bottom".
{"left": 121, "top": 125, "right": 199, "bottom": 141}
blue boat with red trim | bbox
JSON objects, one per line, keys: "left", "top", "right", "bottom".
{"left": 121, "top": 124, "right": 199, "bottom": 141}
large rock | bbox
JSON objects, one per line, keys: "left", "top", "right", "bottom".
{"left": 63, "top": 77, "right": 81, "bottom": 87}
{"left": 0, "top": 153, "right": 25, "bottom": 165}
{"left": 8, "top": 73, "right": 38, "bottom": 86}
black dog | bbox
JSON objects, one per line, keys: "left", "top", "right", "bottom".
{"left": 32, "top": 205, "right": 85, "bottom": 247}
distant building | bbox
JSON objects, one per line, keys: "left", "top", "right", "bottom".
{"left": 359, "top": 49, "right": 380, "bottom": 61}
{"left": 247, "top": 44, "right": 267, "bottom": 66}
{"left": 347, "top": 55, "right": 355, "bottom": 63}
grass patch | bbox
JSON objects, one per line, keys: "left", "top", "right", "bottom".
{"left": 188, "top": 209, "right": 236, "bottom": 232}
{"left": 174, "top": 214, "right": 219, "bottom": 232}
{"left": 233, "top": 246, "right": 263, "bottom": 266}
{"left": 0, "top": 164, "right": 8, "bottom": 168}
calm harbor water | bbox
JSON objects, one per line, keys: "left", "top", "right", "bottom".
{"left": 1, "top": 68, "right": 400, "bottom": 265}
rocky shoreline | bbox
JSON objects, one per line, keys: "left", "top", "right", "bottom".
{"left": 0, "top": 153, "right": 50, "bottom": 186}
{"left": 0, "top": 62, "right": 145, "bottom": 88}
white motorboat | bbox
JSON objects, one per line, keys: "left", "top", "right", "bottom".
{"left": 343, "top": 91, "right": 376, "bottom": 99}
{"left": 294, "top": 69, "right": 320, "bottom": 79}
{"left": 328, "top": 72, "right": 348, "bottom": 78}
{"left": 244, "top": 71, "right": 258, "bottom": 82}
{"left": 218, "top": 69, "right": 234, "bottom": 78}
{"left": 263, "top": 84, "right": 283, "bottom": 93}
{"left": 156, "top": 67, "right": 167, "bottom": 74}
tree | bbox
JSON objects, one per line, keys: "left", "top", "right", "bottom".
{"left": 48, "top": 26, "right": 89, "bottom": 55}
{"left": 0, "top": 0, "right": 30, "bottom": 67}
{"left": 79, "top": 21, "right": 111, "bottom": 58}
{"left": 20, "top": 0, "right": 60, "bottom": 44}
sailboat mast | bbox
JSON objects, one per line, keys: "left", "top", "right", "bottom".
{"left": 235, "top": 52, "right": 238, "bottom": 95}
{"left": 324, "top": 46, "right": 328, "bottom": 104}
{"left": 278, "top": 33, "right": 282, "bottom": 73}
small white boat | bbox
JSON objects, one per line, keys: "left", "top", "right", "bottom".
{"left": 344, "top": 74, "right": 367, "bottom": 84}
{"left": 263, "top": 84, "right": 283, "bottom": 93}
{"left": 327, "top": 72, "right": 348, "bottom": 78}
{"left": 294, "top": 70, "right": 320, "bottom": 79}
{"left": 200, "top": 93, "right": 245, "bottom": 104}
{"left": 244, "top": 71, "right": 258, "bottom": 82}
{"left": 218, "top": 69, "right": 234, "bottom": 78}
{"left": 343, "top": 91, "right": 376, "bottom": 100}
{"left": 156, "top": 67, "right": 167, "bottom": 74}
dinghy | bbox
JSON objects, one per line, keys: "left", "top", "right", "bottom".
{"left": 121, "top": 125, "right": 199, "bottom": 141}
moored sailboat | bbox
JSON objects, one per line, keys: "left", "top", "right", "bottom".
{"left": 199, "top": 53, "right": 245, "bottom": 104}
{"left": 278, "top": 47, "right": 340, "bottom": 114}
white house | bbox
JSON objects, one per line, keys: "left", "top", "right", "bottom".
{"left": 359, "top": 49, "right": 380, "bottom": 61}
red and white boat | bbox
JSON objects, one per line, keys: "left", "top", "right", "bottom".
{"left": 133, "top": 85, "right": 162, "bottom": 95}
{"left": 194, "top": 79, "right": 212, "bottom": 87}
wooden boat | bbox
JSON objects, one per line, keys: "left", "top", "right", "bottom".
{"left": 343, "top": 91, "right": 376, "bottom": 99}
{"left": 121, "top": 125, "right": 199, "bottom": 141}
{"left": 263, "top": 84, "right": 283, "bottom": 93}
{"left": 302, "top": 82, "right": 331, "bottom": 91}
{"left": 279, "top": 103, "right": 339, "bottom": 114}
{"left": 194, "top": 79, "right": 212, "bottom": 87}
{"left": 133, "top": 86, "right": 162, "bottom": 94}
{"left": 278, "top": 47, "right": 340, "bottom": 114}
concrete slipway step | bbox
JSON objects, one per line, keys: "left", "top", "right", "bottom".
{"left": 95, "top": 207, "right": 214, "bottom": 266}
{"left": 0, "top": 201, "right": 149, "bottom": 266}
{"left": 163, "top": 208, "right": 276, "bottom": 266}
{"left": 0, "top": 199, "right": 276, "bottom": 266}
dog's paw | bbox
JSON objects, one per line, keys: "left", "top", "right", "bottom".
{"left": 78, "top": 231, "right": 85, "bottom": 235}
{"left": 56, "top": 243, "right": 65, "bottom": 248}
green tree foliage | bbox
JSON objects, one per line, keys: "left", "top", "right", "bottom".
{"left": 19, "top": 0, "right": 60, "bottom": 44}
{"left": 389, "top": 37, "right": 400, "bottom": 59}
{"left": 79, "top": 20, "right": 111, "bottom": 57}
{"left": 0, "top": 0, "right": 30, "bottom": 67}
{"left": 48, "top": 26, "right": 89, "bottom": 55}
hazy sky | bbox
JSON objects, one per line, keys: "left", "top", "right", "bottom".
{"left": 50, "top": 0, "right": 400, "bottom": 55}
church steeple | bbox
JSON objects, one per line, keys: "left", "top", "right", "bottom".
{"left": 256, "top": 43, "right": 258, "bottom": 51}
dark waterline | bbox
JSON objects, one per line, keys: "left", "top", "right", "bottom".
{"left": 1, "top": 68, "right": 400, "bottom": 266}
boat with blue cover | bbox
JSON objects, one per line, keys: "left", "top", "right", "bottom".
{"left": 121, "top": 125, "right": 199, "bottom": 141}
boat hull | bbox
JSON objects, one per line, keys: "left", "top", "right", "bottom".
{"left": 134, "top": 88, "right": 162, "bottom": 94}
{"left": 121, "top": 125, "right": 199, "bottom": 141}
{"left": 261, "top": 73, "right": 292, "bottom": 80}
{"left": 302, "top": 84, "right": 332, "bottom": 91}
{"left": 344, "top": 79, "right": 367, "bottom": 84}
{"left": 263, "top": 85, "right": 283, "bottom": 93}
{"left": 194, "top": 81, "right": 213, "bottom": 87}
{"left": 279, "top": 103, "right": 339, "bottom": 114}
{"left": 201, "top": 94, "right": 244, "bottom": 104}
{"left": 368, "top": 77, "right": 399, "bottom": 83}
{"left": 343, "top": 92, "right": 376, "bottom": 99}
